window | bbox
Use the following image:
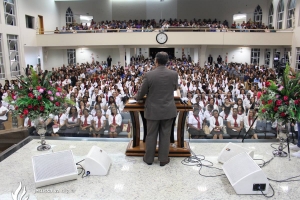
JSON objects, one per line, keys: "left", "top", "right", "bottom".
{"left": 7, "top": 35, "right": 20, "bottom": 77}
{"left": 296, "top": 48, "right": 300, "bottom": 71}
{"left": 251, "top": 48, "right": 260, "bottom": 65}
{"left": 273, "top": 49, "right": 281, "bottom": 67}
{"left": 277, "top": 0, "right": 284, "bottom": 29}
{"left": 268, "top": 4, "right": 274, "bottom": 28}
{"left": 254, "top": 5, "right": 262, "bottom": 24}
{"left": 4, "top": 0, "right": 16, "bottom": 26}
{"left": 287, "top": 0, "right": 296, "bottom": 28}
{"left": 265, "top": 49, "right": 271, "bottom": 65}
{"left": 67, "top": 49, "right": 76, "bottom": 65}
{"left": 284, "top": 48, "right": 291, "bottom": 63}
{"left": 66, "top": 7, "right": 73, "bottom": 26}
{"left": 25, "top": 15, "right": 34, "bottom": 29}
{"left": 0, "top": 35, "right": 5, "bottom": 79}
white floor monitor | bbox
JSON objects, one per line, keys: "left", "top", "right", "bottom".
{"left": 222, "top": 152, "right": 269, "bottom": 195}
{"left": 218, "top": 142, "right": 254, "bottom": 164}
{"left": 32, "top": 150, "right": 78, "bottom": 188}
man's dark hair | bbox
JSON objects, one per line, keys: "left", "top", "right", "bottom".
{"left": 155, "top": 52, "right": 169, "bottom": 65}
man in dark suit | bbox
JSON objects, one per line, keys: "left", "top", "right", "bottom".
{"left": 107, "top": 55, "right": 112, "bottom": 67}
{"left": 136, "top": 52, "right": 178, "bottom": 166}
{"left": 208, "top": 55, "right": 213, "bottom": 65}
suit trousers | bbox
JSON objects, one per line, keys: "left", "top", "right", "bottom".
{"left": 144, "top": 118, "right": 173, "bottom": 163}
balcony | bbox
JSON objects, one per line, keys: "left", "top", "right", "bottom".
{"left": 35, "top": 28, "right": 293, "bottom": 47}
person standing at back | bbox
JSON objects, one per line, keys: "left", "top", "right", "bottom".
{"left": 136, "top": 52, "right": 178, "bottom": 166}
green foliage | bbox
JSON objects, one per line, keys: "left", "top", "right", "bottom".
{"left": 5, "top": 69, "right": 74, "bottom": 120}
{"left": 258, "top": 63, "right": 300, "bottom": 123}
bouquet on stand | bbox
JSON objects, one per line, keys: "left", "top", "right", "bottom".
{"left": 6, "top": 69, "right": 74, "bottom": 151}
{"left": 258, "top": 64, "right": 300, "bottom": 157}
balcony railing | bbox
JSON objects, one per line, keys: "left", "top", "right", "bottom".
{"left": 37, "top": 27, "right": 293, "bottom": 35}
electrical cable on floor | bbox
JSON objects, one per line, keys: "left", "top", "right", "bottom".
{"left": 76, "top": 159, "right": 90, "bottom": 178}
{"left": 259, "top": 184, "right": 275, "bottom": 198}
{"left": 270, "top": 143, "right": 287, "bottom": 150}
{"left": 181, "top": 149, "right": 225, "bottom": 177}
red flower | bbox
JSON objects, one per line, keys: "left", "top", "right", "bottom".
{"left": 34, "top": 106, "right": 38, "bottom": 110}
{"left": 23, "top": 109, "right": 29, "bottom": 115}
{"left": 37, "top": 96, "right": 42, "bottom": 101}
{"left": 262, "top": 108, "right": 267, "bottom": 113}
{"left": 55, "top": 102, "right": 60, "bottom": 106}
{"left": 19, "top": 114, "right": 24, "bottom": 118}
{"left": 276, "top": 100, "right": 282, "bottom": 106}
{"left": 57, "top": 87, "right": 62, "bottom": 92}
{"left": 28, "top": 105, "right": 33, "bottom": 110}
{"left": 36, "top": 86, "right": 41, "bottom": 90}
{"left": 262, "top": 100, "right": 266, "bottom": 105}
{"left": 295, "top": 100, "right": 300, "bottom": 105}
{"left": 39, "top": 106, "right": 45, "bottom": 112}
{"left": 274, "top": 107, "right": 278, "bottom": 112}
{"left": 15, "top": 106, "right": 18, "bottom": 110}
{"left": 283, "top": 96, "right": 289, "bottom": 101}
{"left": 265, "top": 81, "right": 271, "bottom": 87}
{"left": 28, "top": 93, "right": 34, "bottom": 99}
{"left": 280, "top": 112, "right": 286, "bottom": 117}
{"left": 267, "top": 100, "right": 273, "bottom": 105}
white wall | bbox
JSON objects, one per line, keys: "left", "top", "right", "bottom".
{"left": 56, "top": 0, "right": 112, "bottom": 28}
{"left": 24, "top": 47, "right": 40, "bottom": 66}
{"left": 75, "top": 48, "right": 120, "bottom": 65}
{"left": 112, "top": 1, "right": 146, "bottom": 20}
{"left": 43, "top": 49, "right": 67, "bottom": 71}
{"left": 146, "top": 0, "right": 177, "bottom": 22}
{"left": 206, "top": 47, "right": 252, "bottom": 64}
{"left": 55, "top": 0, "right": 277, "bottom": 27}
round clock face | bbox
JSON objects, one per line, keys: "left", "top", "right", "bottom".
{"left": 156, "top": 33, "right": 168, "bottom": 44}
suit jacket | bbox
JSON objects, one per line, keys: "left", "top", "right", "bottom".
{"left": 208, "top": 56, "right": 213, "bottom": 64}
{"left": 136, "top": 66, "right": 178, "bottom": 120}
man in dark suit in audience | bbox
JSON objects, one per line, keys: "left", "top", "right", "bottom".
{"left": 136, "top": 52, "right": 178, "bottom": 166}
{"left": 208, "top": 55, "right": 213, "bottom": 65}
{"left": 107, "top": 55, "right": 112, "bottom": 67}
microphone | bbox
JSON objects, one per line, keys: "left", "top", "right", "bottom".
{"left": 242, "top": 115, "right": 258, "bottom": 143}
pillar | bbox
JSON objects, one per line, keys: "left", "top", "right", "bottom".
{"left": 119, "top": 46, "right": 125, "bottom": 67}
{"left": 260, "top": 48, "right": 265, "bottom": 66}
{"left": 125, "top": 47, "right": 130, "bottom": 66}
{"left": 193, "top": 47, "right": 199, "bottom": 63}
{"left": 269, "top": 48, "right": 274, "bottom": 68}
{"left": 199, "top": 45, "right": 207, "bottom": 67}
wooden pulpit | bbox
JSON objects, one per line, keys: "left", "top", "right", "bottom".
{"left": 123, "top": 90, "right": 193, "bottom": 157}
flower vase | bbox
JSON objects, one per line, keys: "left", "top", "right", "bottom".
{"left": 273, "top": 121, "right": 289, "bottom": 157}
{"left": 34, "top": 118, "right": 51, "bottom": 151}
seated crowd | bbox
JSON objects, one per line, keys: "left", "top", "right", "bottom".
{"left": 54, "top": 17, "right": 272, "bottom": 33}
{"left": 0, "top": 54, "right": 296, "bottom": 139}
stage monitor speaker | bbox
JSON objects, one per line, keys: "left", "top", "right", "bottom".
{"left": 222, "top": 152, "right": 269, "bottom": 195}
{"left": 81, "top": 146, "right": 111, "bottom": 176}
{"left": 32, "top": 150, "right": 78, "bottom": 188}
{"left": 218, "top": 142, "right": 254, "bottom": 164}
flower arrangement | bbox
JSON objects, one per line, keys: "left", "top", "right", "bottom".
{"left": 258, "top": 64, "right": 300, "bottom": 124}
{"left": 6, "top": 69, "right": 74, "bottom": 120}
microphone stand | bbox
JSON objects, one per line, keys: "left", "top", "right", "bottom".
{"left": 242, "top": 115, "right": 258, "bottom": 142}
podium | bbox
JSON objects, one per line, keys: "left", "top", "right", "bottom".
{"left": 123, "top": 92, "right": 193, "bottom": 157}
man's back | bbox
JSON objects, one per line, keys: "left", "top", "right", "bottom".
{"left": 137, "top": 66, "right": 178, "bottom": 120}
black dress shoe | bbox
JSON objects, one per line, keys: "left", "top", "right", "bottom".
{"left": 160, "top": 158, "right": 170, "bottom": 167}
{"left": 143, "top": 157, "right": 152, "bottom": 165}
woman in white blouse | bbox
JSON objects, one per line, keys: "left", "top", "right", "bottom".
{"left": 93, "top": 109, "right": 106, "bottom": 137}
{"left": 188, "top": 108, "right": 205, "bottom": 139}
{"left": 108, "top": 107, "right": 122, "bottom": 138}
{"left": 78, "top": 108, "right": 93, "bottom": 136}
{"left": 244, "top": 109, "right": 258, "bottom": 139}
{"left": 209, "top": 110, "right": 224, "bottom": 139}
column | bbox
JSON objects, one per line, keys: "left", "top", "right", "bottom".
{"left": 2, "top": 34, "right": 11, "bottom": 80}
{"left": 199, "top": 45, "right": 207, "bottom": 67}
{"left": 119, "top": 46, "right": 125, "bottom": 67}
{"left": 125, "top": 47, "right": 130, "bottom": 66}
{"left": 260, "top": 48, "right": 265, "bottom": 66}
{"left": 193, "top": 47, "right": 199, "bottom": 63}
{"left": 269, "top": 48, "right": 274, "bottom": 68}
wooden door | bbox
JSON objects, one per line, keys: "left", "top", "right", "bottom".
{"left": 38, "top": 15, "right": 44, "bottom": 34}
